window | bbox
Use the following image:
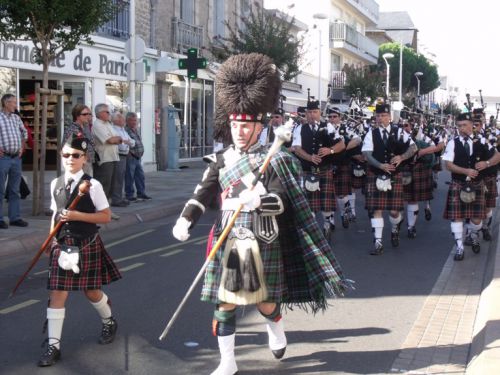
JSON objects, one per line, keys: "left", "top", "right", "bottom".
{"left": 181, "top": 0, "right": 194, "bottom": 24}
{"left": 214, "top": 0, "right": 225, "bottom": 37}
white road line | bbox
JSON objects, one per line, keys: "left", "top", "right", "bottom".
{"left": 0, "top": 299, "right": 40, "bottom": 315}
{"left": 195, "top": 239, "right": 207, "bottom": 245}
{"left": 107, "top": 229, "right": 156, "bottom": 248}
{"left": 159, "top": 249, "right": 184, "bottom": 257}
{"left": 34, "top": 270, "right": 48, "bottom": 276}
{"left": 114, "top": 235, "right": 204, "bottom": 263}
{"left": 119, "top": 263, "right": 145, "bottom": 272}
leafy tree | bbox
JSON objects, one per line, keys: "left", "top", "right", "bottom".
{"left": 0, "top": 0, "right": 119, "bottom": 214}
{"left": 210, "top": 2, "right": 304, "bottom": 81}
{"left": 343, "top": 65, "right": 385, "bottom": 103}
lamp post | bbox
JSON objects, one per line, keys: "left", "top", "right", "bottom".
{"left": 496, "top": 103, "right": 500, "bottom": 120}
{"left": 382, "top": 53, "right": 394, "bottom": 99}
{"left": 313, "top": 13, "right": 328, "bottom": 111}
{"left": 414, "top": 71, "right": 423, "bottom": 109}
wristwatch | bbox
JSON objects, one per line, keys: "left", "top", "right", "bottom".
{"left": 330, "top": 148, "right": 334, "bottom": 154}
{"left": 486, "top": 160, "right": 490, "bottom": 167}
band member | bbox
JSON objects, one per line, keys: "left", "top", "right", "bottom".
{"left": 259, "top": 107, "right": 284, "bottom": 146}
{"left": 38, "top": 136, "right": 121, "bottom": 366}
{"left": 172, "top": 53, "right": 349, "bottom": 375}
{"left": 291, "top": 100, "right": 345, "bottom": 238}
{"left": 442, "top": 112, "right": 500, "bottom": 260}
{"left": 362, "top": 103, "right": 417, "bottom": 255}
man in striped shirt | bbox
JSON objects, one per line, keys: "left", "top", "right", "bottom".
{"left": 0, "top": 94, "right": 29, "bottom": 228}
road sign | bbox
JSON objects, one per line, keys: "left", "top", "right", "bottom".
{"left": 178, "top": 48, "right": 207, "bottom": 79}
{"left": 125, "top": 36, "right": 146, "bottom": 60}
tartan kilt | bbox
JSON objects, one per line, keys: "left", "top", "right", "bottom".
{"left": 303, "top": 169, "right": 336, "bottom": 213}
{"left": 365, "top": 169, "right": 404, "bottom": 212}
{"left": 333, "top": 163, "right": 352, "bottom": 196}
{"left": 484, "top": 175, "right": 498, "bottom": 208}
{"left": 201, "top": 212, "right": 286, "bottom": 304}
{"left": 443, "top": 180, "right": 486, "bottom": 220}
{"left": 403, "top": 163, "right": 434, "bottom": 202}
{"left": 48, "top": 235, "right": 122, "bottom": 290}
{"left": 351, "top": 162, "right": 367, "bottom": 190}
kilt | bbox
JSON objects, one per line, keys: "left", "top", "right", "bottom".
{"left": 303, "top": 169, "right": 336, "bottom": 213}
{"left": 48, "top": 235, "right": 122, "bottom": 290}
{"left": 365, "top": 169, "right": 404, "bottom": 212}
{"left": 443, "top": 180, "right": 486, "bottom": 220}
{"left": 333, "top": 163, "right": 352, "bottom": 196}
{"left": 351, "top": 162, "right": 367, "bottom": 190}
{"left": 201, "top": 212, "right": 286, "bottom": 304}
{"left": 484, "top": 175, "right": 498, "bottom": 208}
{"left": 403, "top": 162, "right": 434, "bottom": 202}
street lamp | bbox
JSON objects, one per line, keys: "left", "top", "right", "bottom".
{"left": 382, "top": 53, "right": 394, "bottom": 99}
{"left": 415, "top": 71, "right": 423, "bottom": 108}
{"left": 313, "top": 13, "right": 328, "bottom": 111}
{"left": 496, "top": 103, "right": 500, "bottom": 120}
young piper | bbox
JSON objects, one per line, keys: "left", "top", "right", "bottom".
{"left": 38, "top": 136, "right": 122, "bottom": 367}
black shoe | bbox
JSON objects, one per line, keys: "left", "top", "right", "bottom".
{"left": 0, "top": 221, "right": 7, "bottom": 229}
{"left": 137, "top": 194, "right": 152, "bottom": 200}
{"left": 272, "top": 347, "right": 286, "bottom": 359}
{"left": 407, "top": 226, "right": 417, "bottom": 239}
{"left": 127, "top": 197, "right": 137, "bottom": 202}
{"left": 99, "top": 317, "right": 117, "bottom": 345}
{"left": 482, "top": 228, "right": 492, "bottom": 241}
{"left": 454, "top": 247, "right": 465, "bottom": 261}
{"left": 471, "top": 238, "right": 481, "bottom": 254}
{"left": 464, "top": 235, "right": 473, "bottom": 247}
{"left": 424, "top": 208, "right": 432, "bottom": 221}
{"left": 370, "top": 241, "right": 384, "bottom": 255}
{"left": 10, "top": 219, "right": 28, "bottom": 227}
{"left": 37, "top": 339, "right": 61, "bottom": 367}
{"left": 341, "top": 215, "right": 349, "bottom": 228}
{"left": 391, "top": 231, "right": 399, "bottom": 247}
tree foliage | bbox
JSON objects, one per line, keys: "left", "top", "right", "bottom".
{"left": 343, "top": 65, "right": 385, "bottom": 103}
{"left": 210, "top": 2, "right": 304, "bottom": 81}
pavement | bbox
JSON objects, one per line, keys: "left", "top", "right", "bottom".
{"left": 0, "top": 162, "right": 499, "bottom": 374}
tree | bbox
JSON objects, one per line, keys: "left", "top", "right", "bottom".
{"left": 0, "top": 0, "right": 119, "bottom": 214}
{"left": 343, "top": 65, "right": 385, "bottom": 103}
{"left": 210, "top": 2, "right": 304, "bottom": 81}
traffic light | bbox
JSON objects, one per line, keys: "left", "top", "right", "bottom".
{"left": 178, "top": 48, "right": 207, "bottom": 79}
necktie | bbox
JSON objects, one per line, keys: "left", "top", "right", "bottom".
{"left": 382, "top": 130, "right": 388, "bottom": 146}
{"left": 463, "top": 139, "right": 470, "bottom": 156}
{"left": 65, "top": 178, "right": 74, "bottom": 200}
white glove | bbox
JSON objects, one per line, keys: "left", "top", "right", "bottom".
{"left": 239, "top": 188, "right": 261, "bottom": 211}
{"left": 172, "top": 217, "right": 191, "bottom": 242}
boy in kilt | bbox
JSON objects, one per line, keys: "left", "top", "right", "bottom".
{"left": 442, "top": 112, "right": 500, "bottom": 260}
{"left": 291, "top": 100, "right": 345, "bottom": 238}
{"left": 361, "top": 103, "right": 417, "bottom": 255}
{"left": 38, "top": 136, "right": 121, "bottom": 366}
{"left": 172, "top": 53, "right": 350, "bottom": 375}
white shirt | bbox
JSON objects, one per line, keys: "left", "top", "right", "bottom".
{"left": 441, "top": 136, "right": 473, "bottom": 162}
{"left": 92, "top": 118, "right": 119, "bottom": 164}
{"left": 113, "top": 125, "right": 135, "bottom": 154}
{"left": 361, "top": 125, "right": 414, "bottom": 152}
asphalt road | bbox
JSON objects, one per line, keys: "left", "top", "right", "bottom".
{"left": 0, "top": 175, "right": 454, "bottom": 374}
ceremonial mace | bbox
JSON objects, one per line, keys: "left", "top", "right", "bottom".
{"left": 10, "top": 180, "right": 91, "bottom": 297}
{"left": 158, "top": 122, "right": 293, "bottom": 341}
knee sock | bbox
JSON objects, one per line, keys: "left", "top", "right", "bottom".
{"left": 483, "top": 211, "right": 493, "bottom": 229}
{"left": 407, "top": 204, "right": 419, "bottom": 228}
{"left": 469, "top": 221, "right": 482, "bottom": 239}
{"left": 426, "top": 200, "right": 431, "bottom": 210}
{"left": 323, "top": 211, "right": 334, "bottom": 225}
{"left": 348, "top": 193, "right": 356, "bottom": 215}
{"left": 371, "top": 217, "right": 384, "bottom": 241}
{"left": 47, "top": 308, "right": 65, "bottom": 349}
{"left": 389, "top": 213, "right": 402, "bottom": 232}
{"left": 260, "top": 305, "right": 286, "bottom": 350}
{"left": 90, "top": 293, "right": 112, "bottom": 323}
{"left": 337, "top": 196, "right": 348, "bottom": 213}
{"left": 451, "top": 222, "right": 463, "bottom": 249}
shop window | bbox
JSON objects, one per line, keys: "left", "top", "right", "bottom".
{"left": 0, "top": 67, "right": 17, "bottom": 95}
{"left": 106, "top": 80, "right": 130, "bottom": 113}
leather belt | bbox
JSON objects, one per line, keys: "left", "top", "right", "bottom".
{"left": 2, "top": 152, "right": 19, "bottom": 158}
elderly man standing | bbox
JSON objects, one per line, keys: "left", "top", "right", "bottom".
{"left": 111, "top": 112, "right": 134, "bottom": 207}
{"left": 0, "top": 94, "right": 29, "bottom": 229}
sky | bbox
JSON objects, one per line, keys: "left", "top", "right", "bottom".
{"left": 376, "top": 0, "right": 500, "bottom": 97}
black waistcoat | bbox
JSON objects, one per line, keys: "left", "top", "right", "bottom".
{"left": 452, "top": 137, "right": 487, "bottom": 181}
{"left": 370, "top": 125, "right": 409, "bottom": 173}
{"left": 54, "top": 174, "right": 98, "bottom": 241}
{"left": 299, "top": 121, "right": 333, "bottom": 170}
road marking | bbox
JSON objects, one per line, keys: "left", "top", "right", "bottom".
{"left": 119, "top": 263, "right": 145, "bottom": 272}
{"left": 0, "top": 299, "right": 40, "bottom": 314}
{"left": 34, "top": 269, "right": 48, "bottom": 276}
{"left": 114, "top": 235, "right": 204, "bottom": 263}
{"left": 195, "top": 239, "right": 207, "bottom": 245}
{"left": 107, "top": 229, "right": 156, "bottom": 248}
{"left": 159, "top": 249, "right": 184, "bottom": 257}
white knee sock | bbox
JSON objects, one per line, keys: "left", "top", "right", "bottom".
{"left": 483, "top": 211, "right": 493, "bottom": 228}
{"left": 47, "top": 308, "right": 65, "bottom": 349}
{"left": 90, "top": 293, "right": 112, "bottom": 323}
{"left": 371, "top": 218, "right": 384, "bottom": 241}
{"left": 266, "top": 318, "right": 287, "bottom": 350}
{"left": 211, "top": 334, "right": 238, "bottom": 375}
{"left": 348, "top": 193, "right": 356, "bottom": 215}
{"left": 451, "top": 222, "right": 463, "bottom": 248}
{"left": 389, "top": 213, "right": 402, "bottom": 232}
{"left": 337, "top": 196, "right": 348, "bottom": 211}
{"left": 407, "top": 204, "right": 419, "bottom": 228}
{"left": 323, "top": 211, "right": 334, "bottom": 225}
{"left": 469, "top": 221, "right": 482, "bottom": 238}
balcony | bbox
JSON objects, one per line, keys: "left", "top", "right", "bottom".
{"left": 282, "top": 81, "right": 302, "bottom": 92}
{"left": 331, "top": 71, "right": 346, "bottom": 89}
{"left": 95, "top": 0, "right": 130, "bottom": 40}
{"left": 172, "top": 17, "right": 204, "bottom": 53}
{"left": 329, "top": 22, "right": 379, "bottom": 64}
{"left": 344, "top": 0, "right": 379, "bottom": 25}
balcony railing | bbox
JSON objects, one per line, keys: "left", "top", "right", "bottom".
{"left": 172, "top": 17, "right": 204, "bottom": 52}
{"left": 329, "top": 22, "right": 379, "bottom": 61}
{"left": 331, "top": 71, "right": 346, "bottom": 89}
{"left": 95, "top": 0, "right": 130, "bottom": 40}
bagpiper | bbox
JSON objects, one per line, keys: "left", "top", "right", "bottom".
{"left": 171, "top": 53, "right": 350, "bottom": 375}
{"left": 259, "top": 107, "right": 284, "bottom": 146}
{"left": 361, "top": 103, "right": 417, "bottom": 255}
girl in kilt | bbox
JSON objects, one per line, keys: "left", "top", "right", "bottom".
{"left": 38, "top": 136, "right": 121, "bottom": 367}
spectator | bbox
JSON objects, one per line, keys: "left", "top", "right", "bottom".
{"left": 0, "top": 94, "right": 29, "bottom": 228}
{"left": 125, "top": 112, "right": 151, "bottom": 201}
{"left": 110, "top": 112, "right": 134, "bottom": 207}
{"left": 63, "top": 104, "right": 96, "bottom": 176}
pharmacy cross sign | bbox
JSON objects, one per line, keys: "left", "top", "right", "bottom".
{"left": 178, "top": 48, "right": 207, "bottom": 79}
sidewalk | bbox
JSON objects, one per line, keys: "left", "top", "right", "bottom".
{"left": 0, "top": 161, "right": 206, "bottom": 258}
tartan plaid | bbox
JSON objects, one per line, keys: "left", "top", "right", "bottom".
{"left": 365, "top": 170, "right": 404, "bottom": 212}
{"left": 219, "top": 146, "right": 266, "bottom": 190}
{"left": 351, "top": 162, "right": 367, "bottom": 190}
{"left": 403, "top": 162, "right": 434, "bottom": 202}
{"left": 48, "top": 235, "right": 121, "bottom": 290}
{"left": 304, "top": 169, "right": 337, "bottom": 213}
{"left": 443, "top": 180, "right": 486, "bottom": 220}
{"left": 484, "top": 175, "right": 498, "bottom": 208}
{"left": 333, "top": 163, "right": 352, "bottom": 196}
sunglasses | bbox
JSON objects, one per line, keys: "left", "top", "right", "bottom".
{"left": 272, "top": 115, "right": 282, "bottom": 119}
{"left": 61, "top": 153, "right": 85, "bottom": 159}
{"left": 100, "top": 111, "right": 110, "bottom": 114}
{"left": 298, "top": 114, "right": 306, "bottom": 118}
{"left": 328, "top": 115, "right": 339, "bottom": 118}
{"left": 80, "top": 112, "right": 92, "bottom": 116}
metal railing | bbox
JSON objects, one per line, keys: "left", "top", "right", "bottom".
{"left": 172, "top": 17, "right": 204, "bottom": 52}
{"left": 331, "top": 71, "right": 346, "bottom": 89}
{"left": 329, "top": 22, "right": 378, "bottom": 60}
{"left": 95, "top": 0, "right": 130, "bottom": 40}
